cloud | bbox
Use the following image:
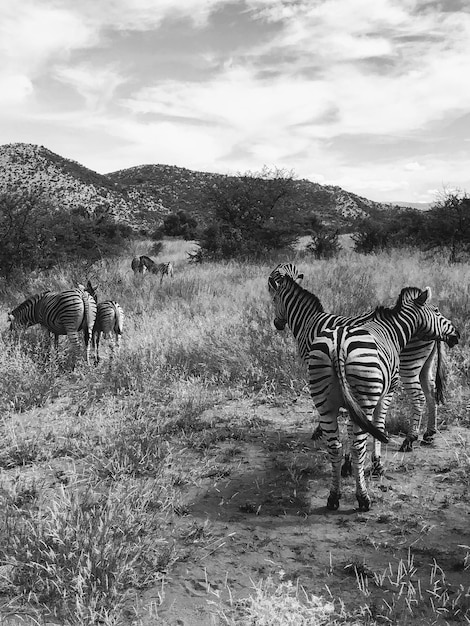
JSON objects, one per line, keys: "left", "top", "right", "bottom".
{"left": 54, "top": 65, "right": 125, "bottom": 112}
{"left": 405, "top": 162, "right": 425, "bottom": 171}
{"left": 0, "top": 73, "right": 34, "bottom": 106}
{"left": 0, "top": 1, "right": 96, "bottom": 74}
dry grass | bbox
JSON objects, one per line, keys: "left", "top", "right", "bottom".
{"left": 0, "top": 240, "right": 469, "bottom": 624}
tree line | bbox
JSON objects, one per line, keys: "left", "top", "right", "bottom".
{"left": 1, "top": 171, "right": 469, "bottom": 279}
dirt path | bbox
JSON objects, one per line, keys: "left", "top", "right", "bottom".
{"left": 146, "top": 397, "right": 470, "bottom": 625}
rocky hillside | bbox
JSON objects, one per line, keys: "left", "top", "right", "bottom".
{"left": 0, "top": 143, "right": 169, "bottom": 229}
{"left": 0, "top": 142, "right": 394, "bottom": 231}
{"left": 107, "top": 164, "right": 391, "bottom": 228}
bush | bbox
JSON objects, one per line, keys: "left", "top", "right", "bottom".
{"left": 161, "top": 210, "right": 198, "bottom": 239}
{"left": 192, "top": 167, "right": 300, "bottom": 262}
{"left": 0, "top": 192, "right": 132, "bottom": 278}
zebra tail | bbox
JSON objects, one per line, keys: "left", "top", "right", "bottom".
{"left": 333, "top": 329, "right": 389, "bottom": 445}
{"left": 112, "top": 303, "right": 124, "bottom": 335}
{"left": 81, "top": 291, "right": 97, "bottom": 340}
{"left": 435, "top": 341, "right": 448, "bottom": 405}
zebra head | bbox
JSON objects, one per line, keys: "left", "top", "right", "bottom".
{"left": 398, "top": 286, "right": 460, "bottom": 347}
{"left": 269, "top": 273, "right": 310, "bottom": 331}
{"left": 267, "top": 263, "right": 304, "bottom": 296}
{"left": 8, "top": 292, "right": 50, "bottom": 331}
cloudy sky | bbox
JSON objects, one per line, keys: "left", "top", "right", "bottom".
{"left": 1, "top": 0, "right": 469, "bottom": 203}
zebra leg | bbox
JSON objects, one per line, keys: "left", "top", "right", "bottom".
{"left": 369, "top": 396, "right": 392, "bottom": 475}
{"left": 317, "top": 411, "right": 342, "bottom": 510}
{"left": 351, "top": 424, "right": 371, "bottom": 511}
{"left": 92, "top": 331, "right": 100, "bottom": 364}
{"left": 420, "top": 355, "right": 438, "bottom": 446}
{"left": 341, "top": 418, "right": 353, "bottom": 477}
{"left": 66, "top": 331, "right": 81, "bottom": 366}
{"left": 399, "top": 374, "right": 424, "bottom": 451}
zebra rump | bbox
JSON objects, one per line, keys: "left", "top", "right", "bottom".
{"left": 8, "top": 288, "right": 97, "bottom": 364}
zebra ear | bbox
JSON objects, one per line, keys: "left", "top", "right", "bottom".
{"left": 416, "top": 286, "right": 431, "bottom": 306}
{"left": 8, "top": 313, "right": 14, "bottom": 322}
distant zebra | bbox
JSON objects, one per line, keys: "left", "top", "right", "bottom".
{"left": 269, "top": 263, "right": 449, "bottom": 451}
{"left": 305, "top": 285, "right": 459, "bottom": 511}
{"left": 81, "top": 281, "right": 124, "bottom": 364}
{"left": 8, "top": 288, "right": 97, "bottom": 365}
{"left": 131, "top": 256, "right": 143, "bottom": 274}
{"left": 139, "top": 256, "right": 174, "bottom": 284}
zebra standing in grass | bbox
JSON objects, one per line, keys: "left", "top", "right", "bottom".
{"left": 304, "top": 285, "right": 459, "bottom": 511}
{"left": 131, "top": 256, "right": 143, "bottom": 274}
{"left": 8, "top": 288, "right": 97, "bottom": 365}
{"left": 81, "top": 281, "right": 124, "bottom": 364}
{"left": 139, "top": 256, "right": 174, "bottom": 284}
{"left": 269, "top": 263, "right": 448, "bottom": 451}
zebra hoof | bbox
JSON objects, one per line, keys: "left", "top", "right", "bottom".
{"left": 311, "top": 425, "right": 323, "bottom": 441}
{"left": 341, "top": 454, "right": 352, "bottom": 477}
{"left": 420, "top": 432, "right": 436, "bottom": 447}
{"left": 357, "top": 494, "right": 371, "bottom": 512}
{"left": 399, "top": 436, "right": 417, "bottom": 453}
{"left": 327, "top": 493, "right": 340, "bottom": 510}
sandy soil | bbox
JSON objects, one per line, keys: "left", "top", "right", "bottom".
{"left": 145, "top": 396, "right": 470, "bottom": 625}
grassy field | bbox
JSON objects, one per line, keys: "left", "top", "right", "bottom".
{"left": 0, "top": 239, "right": 469, "bottom": 625}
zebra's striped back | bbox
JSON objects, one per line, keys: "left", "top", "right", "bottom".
{"left": 9, "top": 289, "right": 97, "bottom": 364}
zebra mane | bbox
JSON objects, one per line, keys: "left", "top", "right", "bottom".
{"left": 373, "top": 286, "right": 427, "bottom": 319}
{"left": 11, "top": 291, "right": 51, "bottom": 315}
{"left": 280, "top": 275, "right": 324, "bottom": 312}
{"left": 140, "top": 255, "right": 156, "bottom": 266}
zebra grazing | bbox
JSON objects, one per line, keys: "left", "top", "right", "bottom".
{"left": 131, "top": 256, "right": 143, "bottom": 274}
{"left": 81, "top": 281, "right": 124, "bottom": 364}
{"left": 139, "top": 256, "right": 174, "bottom": 284}
{"left": 306, "top": 286, "right": 459, "bottom": 511}
{"left": 8, "top": 289, "right": 97, "bottom": 365}
{"left": 269, "top": 263, "right": 449, "bottom": 451}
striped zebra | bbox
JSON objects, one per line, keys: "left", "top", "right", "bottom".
{"left": 139, "top": 256, "right": 174, "bottom": 284}
{"left": 305, "top": 285, "right": 459, "bottom": 511}
{"left": 269, "top": 263, "right": 448, "bottom": 451}
{"left": 8, "top": 288, "right": 97, "bottom": 365}
{"left": 81, "top": 281, "right": 124, "bottom": 364}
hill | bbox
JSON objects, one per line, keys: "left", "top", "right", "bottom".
{"left": 107, "top": 163, "right": 393, "bottom": 228}
{"left": 0, "top": 143, "right": 169, "bottom": 229}
{"left": 0, "top": 142, "right": 404, "bottom": 231}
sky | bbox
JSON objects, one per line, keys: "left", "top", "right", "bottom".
{"left": 1, "top": 0, "right": 469, "bottom": 204}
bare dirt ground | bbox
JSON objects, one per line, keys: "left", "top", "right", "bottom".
{"left": 146, "top": 396, "right": 470, "bottom": 625}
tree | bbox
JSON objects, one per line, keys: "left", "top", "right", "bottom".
{"left": 161, "top": 210, "right": 198, "bottom": 239}
{"left": 192, "top": 167, "right": 299, "bottom": 262}
{"left": 0, "top": 191, "right": 131, "bottom": 278}
{"left": 302, "top": 213, "right": 341, "bottom": 259}
{"left": 422, "top": 192, "right": 470, "bottom": 262}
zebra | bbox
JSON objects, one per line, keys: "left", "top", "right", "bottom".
{"left": 139, "top": 256, "right": 174, "bottom": 284}
{"left": 304, "top": 285, "right": 459, "bottom": 511}
{"left": 80, "top": 281, "right": 124, "bottom": 364}
{"left": 131, "top": 256, "right": 143, "bottom": 274}
{"left": 269, "top": 263, "right": 448, "bottom": 452}
{"left": 8, "top": 288, "right": 97, "bottom": 365}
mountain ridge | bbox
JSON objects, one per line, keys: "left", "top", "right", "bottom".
{"left": 0, "top": 142, "right": 414, "bottom": 231}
